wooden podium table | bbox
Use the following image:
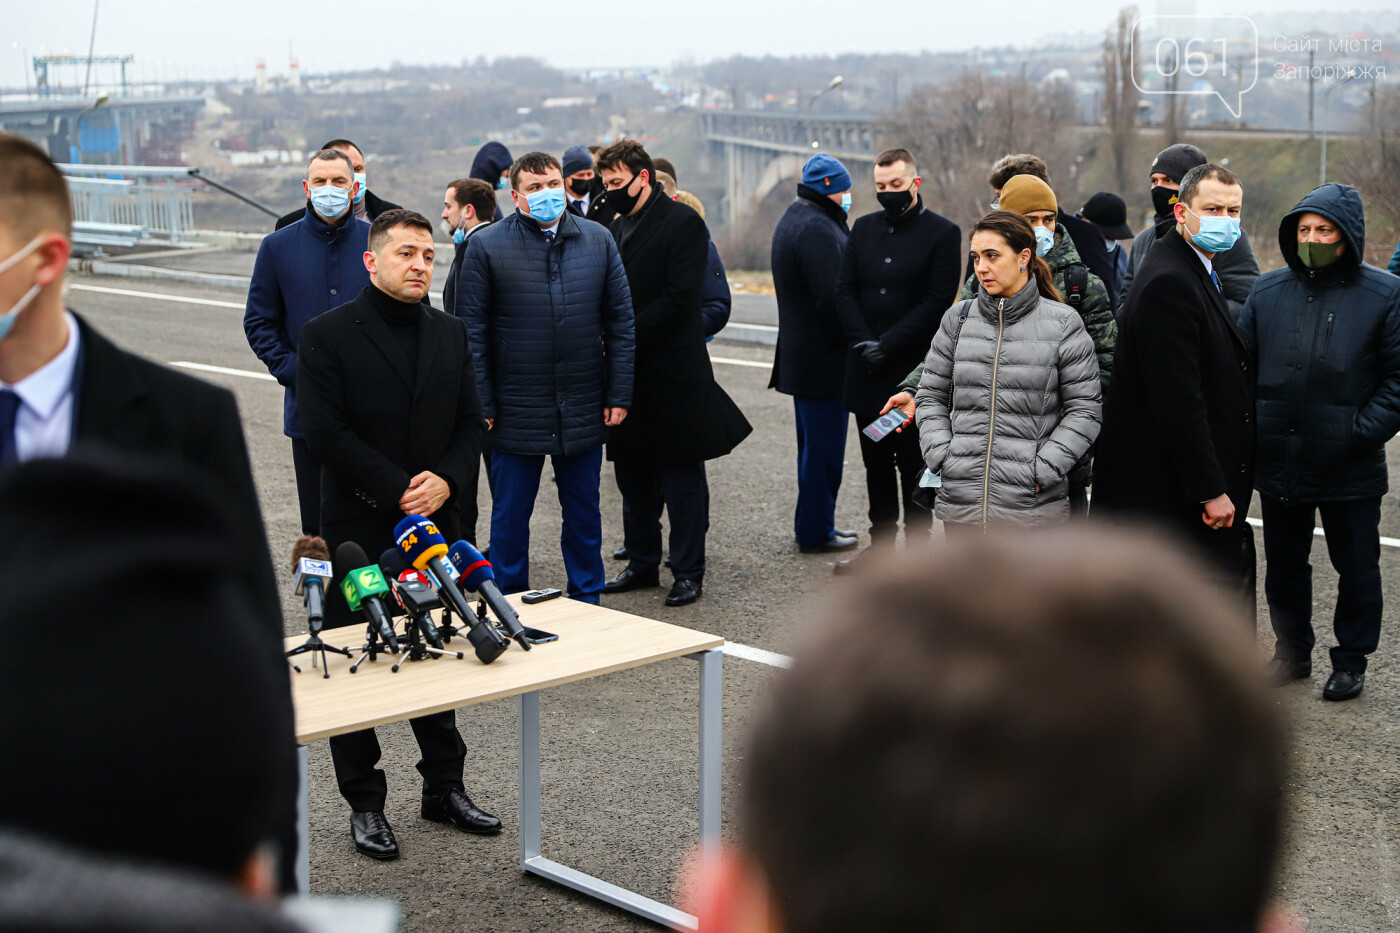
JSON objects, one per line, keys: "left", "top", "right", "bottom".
{"left": 285, "top": 595, "right": 724, "bottom": 931}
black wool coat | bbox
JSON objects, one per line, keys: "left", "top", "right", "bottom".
{"left": 834, "top": 198, "right": 963, "bottom": 420}
{"left": 607, "top": 188, "right": 752, "bottom": 465}
{"left": 1240, "top": 182, "right": 1400, "bottom": 504}
{"left": 272, "top": 190, "right": 401, "bottom": 232}
{"left": 296, "top": 288, "right": 485, "bottom": 625}
{"left": 72, "top": 313, "right": 285, "bottom": 641}
{"left": 769, "top": 189, "right": 850, "bottom": 398}
{"left": 1093, "top": 229, "right": 1255, "bottom": 571}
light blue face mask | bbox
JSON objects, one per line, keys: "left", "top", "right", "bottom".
{"left": 496, "top": 176, "right": 509, "bottom": 191}
{"left": 309, "top": 183, "right": 351, "bottom": 220}
{"left": 1183, "top": 204, "right": 1241, "bottom": 253}
{"left": 0, "top": 236, "right": 43, "bottom": 344}
{"left": 840, "top": 192, "right": 852, "bottom": 213}
{"left": 1033, "top": 223, "right": 1055, "bottom": 257}
{"left": 452, "top": 224, "right": 467, "bottom": 246}
{"left": 526, "top": 187, "right": 567, "bottom": 225}
{"left": 352, "top": 171, "right": 367, "bottom": 203}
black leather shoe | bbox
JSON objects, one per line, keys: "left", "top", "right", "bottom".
{"left": 799, "top": 533, "right": 859, "bottom": 554}
{"left": 612, "top": 544, "right": 628, "bottom": 560}
{"left": 421, "top": 788, "right": 502, "bottom": 835}
{"left": 350, "top": 811, "right": 399, "bottom": 860}
{"left": 665, "top": 579, "right": 702, "bottom": 606}
{"left": 604, "top": 567, "right": 661, "bottom": 593}
{"left": 1323, "top": 670, "right": 1365, "bottom": 701}
{"left": 1264, "top": 657, "right": 1311, "bottom": 686}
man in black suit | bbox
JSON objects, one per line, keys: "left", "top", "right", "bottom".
{"left": 834, "top": 147, "right": 962, "bottom": 568}
{"left": 1093, "top": 164, "right": 1255, "bottom": 586}
{"left": 0, "top": 132, "right": 298, "bottom": 887}
{"left": 595, "top": 140, "right": 752, "bottom": 607}
{"left": 272, "top": 138, "right": 401, "bottom": 231}
{"left": 297, "top": 208, "right": 496, "bottom": 861}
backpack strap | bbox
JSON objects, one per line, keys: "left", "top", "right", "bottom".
{"left": 1063, "top": 263, "right": 1089, "bottom": 309}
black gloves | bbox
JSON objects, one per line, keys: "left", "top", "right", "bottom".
{"left": 855, "top": 340, "right": 887, "bottom": 372}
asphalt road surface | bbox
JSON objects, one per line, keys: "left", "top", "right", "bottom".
{"left": 67, "top": 272, "right": 1400, "bottom": 931}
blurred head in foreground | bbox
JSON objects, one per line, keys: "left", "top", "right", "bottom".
{"left": 695, "top": 526, "right": 1285, "bottom": 933}
{"left": 0, "top": 451, "right": 295, "bottom": 900}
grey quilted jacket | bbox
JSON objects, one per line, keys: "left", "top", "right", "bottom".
{"left": 914, "top": 279, "right": 1102, "bottom": 527}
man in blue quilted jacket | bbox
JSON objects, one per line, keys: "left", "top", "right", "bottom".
{"left": 457, "top": 151, "right": 635, "bottom": 603}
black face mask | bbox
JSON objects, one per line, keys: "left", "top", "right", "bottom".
{"left": 568, "top": 177, "right": 591, "bottom": 197}
{"left": 877, "top": 188, "right": 914, "bottom": 218}
{"left": 1151, "top": 184, "right": 1179, "bottom": 218}
{"left": 605, "top": 174, "right": 643, "bottom": 216}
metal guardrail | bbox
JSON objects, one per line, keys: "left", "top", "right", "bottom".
{"left": 58, "top": 163, "right": 197, "bottom": 244}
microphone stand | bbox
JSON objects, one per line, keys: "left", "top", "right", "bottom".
{"left": 392, "top": 609, "right": 465, "bottom": 672}
{"left": 349, "top": 620, "right": 398, "bottom": 674}
{"left": 286, "top": 627, "right": 354, "bottom": 678}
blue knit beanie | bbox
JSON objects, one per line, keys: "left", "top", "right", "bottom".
{"left": 801, "top": 153, "right": 852, "bottom": 193}
{"left": 561, "top": 145, "right": 593, "bottom": 177}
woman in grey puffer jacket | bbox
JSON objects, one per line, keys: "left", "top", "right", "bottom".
{"left": 915, "top": 212, "right": 1102, "bottom": 530}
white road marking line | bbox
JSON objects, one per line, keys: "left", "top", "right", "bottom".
{"left": 169, "top": 361, "right": 276, "bottom": 381}
{"left": 1244, "top": 516, "right": 1400, "bottom": 549}
{"left": 710, "top": 356, "right": 771, "bottom": 369}
{"left": 70, "top": 283, "right": 245, "bottom": 309}
{"left": 722, "top": 642, "right": 792, "bottom": 668}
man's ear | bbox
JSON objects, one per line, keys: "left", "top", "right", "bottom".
{"left": 687, "top": 844, "right": 781, "bottom": 933}
{"left": 302, "top": 179, "right": 312, "bottom": 199}
{"left": 363, "top": 250, "right": 377, "bottom": 276}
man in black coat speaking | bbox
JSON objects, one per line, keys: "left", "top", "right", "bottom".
{"left": 595, "top": 140, "right": 752, "bottom": 607}
{"left": 1241, "top": 183, "right": 1400, "bottom": 701}
{"left": 770, "top": 153, "right": 859, "bottom": 554}
{"left": 1093, "top": 164, "right": 1254, "bottom": 587}
{"left": 297, "top": 209, "right": 495, "bottom": 861}
{"left": 834, "top": 147, "right": 961, "bottom": 566}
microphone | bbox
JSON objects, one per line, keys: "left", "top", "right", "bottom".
{"left": 381, "top": 548, "right": 446, "bottom": 649}
{"left": 335, "top": 540, "right": 400, "bottom": 654}
{"left": 447, "top": 540, "right": 531, "bottom": 651}
{"left": 394, "top": 515, "right": 507, "bottom": 664}
{"left": 290, "top": 535, "right": 332, "bottom": 634}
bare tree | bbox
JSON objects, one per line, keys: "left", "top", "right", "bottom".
{"left": 878, "top": 69, "right": 1081, "bottom": 234}
{"left": 1101, "top": 6, "right": 1141, "bottom": 194}
{"left": 1341, "top": 84, "right": 1400, "bottom": 264}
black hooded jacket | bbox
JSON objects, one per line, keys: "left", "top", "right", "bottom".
{"left": 469, "top": 141, "right": 513, "bottom": 221}
{"left": 1239, "top": 183, "right": 1400, "bottom": 503}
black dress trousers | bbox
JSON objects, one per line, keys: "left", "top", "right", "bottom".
{"left": 857, "top": 425, "right": 930, "bottom": 542}
{"left": 614, "top": 459, "right": 709, "bottom": 583}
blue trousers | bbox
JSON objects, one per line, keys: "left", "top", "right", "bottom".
{"left": 792, "top": 396, "right": 848, "bottom": 547}
{"left": 488, "top": 447, "right": 604, "bottom": 604}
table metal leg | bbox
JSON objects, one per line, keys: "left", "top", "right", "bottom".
{"left": 515, "top": 650, "right": 724, "bottom": 932}
{"left": 696, "top": 648, "right": 722, "bottom": 858}
{"left": 295, "top": 744, "right": 309, "bottom": 893}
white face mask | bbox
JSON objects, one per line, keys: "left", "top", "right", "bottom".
{"left": 0, "top": 236, "right": 44, "bottom": 343}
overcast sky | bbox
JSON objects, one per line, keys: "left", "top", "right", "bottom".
{"left": 6, "top": 0, "right": 1397, "bottom": 91}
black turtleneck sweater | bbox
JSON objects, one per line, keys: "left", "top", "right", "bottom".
{"left": 364, "top": 284, "right": 422, "bottom": 375}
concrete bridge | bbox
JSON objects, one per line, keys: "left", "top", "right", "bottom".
{"left": 700, "top": 110, "right": 880, "bottom": 227}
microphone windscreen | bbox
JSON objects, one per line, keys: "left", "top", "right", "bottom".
{"left": 335, "top": 540, "right": 370, "bottom": 576}
{"left": 379, "top": 547, "right": 411, "bottom": 579}
{"left": 394, "top": 515, "right": 449, "bottom": 570}
{"left": 448, "top": 540, "right": 495, "bottom": 592}
{"left": 291, "top": 534, "right": 330, "bottom": 570}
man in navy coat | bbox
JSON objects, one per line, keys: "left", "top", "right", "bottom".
{"left": 458, "top": 152, "right": 635, "bottom": 603}
{"left": 244, "top": 148, "right": 371, "bottom": 536}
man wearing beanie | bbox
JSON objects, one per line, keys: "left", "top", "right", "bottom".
{"left": 834, "top": 147, "right": 962, "bottom": 569}
{"left": 770, "top": 153, "right": 860, "bottom": 554}
{"left": 1118, "top": 143, "right": 1259, "bottom": 316}
{"left": 0, "top": 453, "right": 302, "bottom": 928}
{"left": 562, "top": 143, "right": 600, "bottom": 220}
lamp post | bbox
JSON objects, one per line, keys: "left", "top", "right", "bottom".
{"left": 69, "top": 94, "right": 108, "bottom": 164}
{"left": 808, "top": 75, "right": 843, "bottom": 110}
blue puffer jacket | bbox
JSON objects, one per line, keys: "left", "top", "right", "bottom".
{"left": 1240, "top": 183, "right": 1400, "bottom": 503}
{"left": 457, "top": 210, "right": 635, "bottom": 457}
{"left": 243, "top": 208, "right": 371, "bottom": 437}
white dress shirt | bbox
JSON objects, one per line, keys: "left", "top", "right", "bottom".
{"left": 4, "top": 312, "right": 80, "bottom": 461}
